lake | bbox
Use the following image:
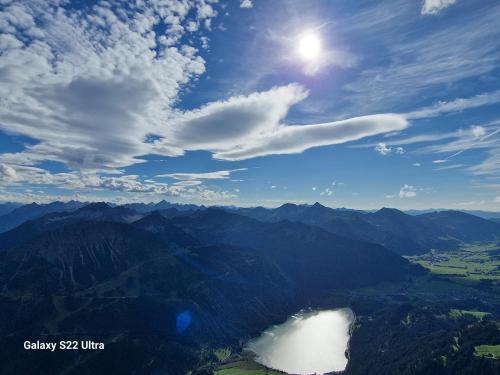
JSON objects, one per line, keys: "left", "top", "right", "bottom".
{"left": 247, "top": 308, "right": 354, "bottom": 374}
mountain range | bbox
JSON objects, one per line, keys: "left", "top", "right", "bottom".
{"left": 234, "top": 203, "right": 500, "bottom": 255}
{"left": 0, "top": 200, "right": 499, "bottom": 374}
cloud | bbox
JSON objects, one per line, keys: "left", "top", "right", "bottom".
{"left": 433, "top": 164, "right": 465, "bottom": 171}
{"left": 421, "top": 0, "right": 457, "bottom": 15}
{"left": 0, "top": 2, "right": 411, "bottom": 199}
{"left": 358, "top": 120, "right": 500, "bottom": 177}
{"left": 344, "top": 3, "right": 500, "bottom": 114}
{"left": 412, "top": 162, "right": 421, "bottom": 167}
{"left": 415, "top": 126, "right": 500, "bottom": 174}
{"left": 240, "top": 0, "right": 253, "bottom": 9}
{"left": 161, "top": 84, "right": 309, "bottom": 153}
{"left": 455, "top": 200, "right": 487, "bottom": 207}
{"left": 212, "top": 113, "right": 408, "bottom": 161}
{"left": 149, "top": 84, "right": 407, "bottom": 161}
{"left": 0, "top": 163, "right": 17, "bottom": 183}
{"left": 0, "top": 0, "right": 217, "bottom": 171}
{"left": 375, "top": 143, "right": 392, "bottom": 156}
{"left": 320, "top": 187, "right": 333, "bottom": 196}
{"left": 406, "top": 91, "right": 500, "bottom": 119}
{"left": 156, "top": 168, "right": 247, "bottom": 180}
{"left": 374, "top": 143, "right": 405, "bottom": 156}
{"left": 0, "top": 164, "right": 237, "bottom": 203}
{"left": 469, "top": 149, "right": 500, "bottom": 175}
{"left": 173, "top": 180, "right": 203, "bottom": 186}
{"left": 399, "top": 184, "right": 417, "bottom": 198}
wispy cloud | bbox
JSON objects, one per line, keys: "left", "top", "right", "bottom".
{"left": 406, "top": 90, "right": 500, "bottom": 119}
{"left": 343, "top": 2, "right": 500, "bottom": 114}
{"left": 433, "top": 164, "right": 466, "bottom": 171}
{"left": 156, "top": 168, "right": 247, "bottom": 180}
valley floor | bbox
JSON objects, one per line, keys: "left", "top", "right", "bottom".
{"left": 207, "top": 243, "right": 500, "bottom": 375}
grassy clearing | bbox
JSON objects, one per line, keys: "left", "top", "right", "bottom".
{"left": 474, "top": 345, "right": 500, "bottom": 359}
{"left": 406, "top": 243, "right": 500, "bottom": 282}
{"left": 449, "top": 309, "right": 490, "bottom": 320}
{"left": 215, "top": 354, "right": 283, "bottom": 375}
{"left": 214, "top": 348, "right": 232, "bottom": 362}
{"left": 215, "top": 360, "right": 283, "bottom": 375}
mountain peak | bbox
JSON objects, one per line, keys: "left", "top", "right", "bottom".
{"left": 277, "top": 203, "right": 298, "bottom": 210}
{"left": 311, "top": 202, "right": 325, "bottom": 208}
{"left": 377, "top": 207, "right": 404, "bottom": 215}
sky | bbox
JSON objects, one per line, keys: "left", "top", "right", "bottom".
{"left": 0, "top": 0, "right": 499, "bottom": 210}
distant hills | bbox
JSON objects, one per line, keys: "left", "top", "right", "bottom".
{"left": 235, "top": 203, "right": 500, "bottom": 255}
{"left": 0, "top": 203, "right": 418, "bottom": 290}
{"left": 405, "top": 208, "right": 500, "bottom": 220}
{"left": 1, "top": 200, "right": 499, "bottom": 256}
{"left": 0, "top": 201, "right": 85, "bottom": 233}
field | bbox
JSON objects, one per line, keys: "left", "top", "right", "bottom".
{"left": 406, "top": 243, "right": 500, "bottom": 282}
{"left": 214, "top": 359, "right": 283, "bottom": 375}
{"left": 474, "top": 345, "right": 500, "bottom": 359}
{"left": 449, "top": 309, "right": 490, "bottom": 320}
{"left": 213, "top": 350, "right": 283, "bottom": 375}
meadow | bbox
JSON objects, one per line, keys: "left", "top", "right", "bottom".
{"left": 406, "top": 243, "right": 500, "bottom": 282}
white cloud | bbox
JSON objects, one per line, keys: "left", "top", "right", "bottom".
{"left": 412, "top": 162, "right": 421, "bottom": 167}
{"left": 173, "top": 180, "right": 203, "bottom": 186}
{"left": 0, "top": 163, "right": 17, "bottom": 183}
{"left": 399, "top": 184, "right": 417, "bottom": 198}
{"left": 344, "top": 3, "right": 500, "bottom": 114}
{"left": 406, "top": 91, "right": 500, "bottom": 119}
{"left": 0, "top": 164, "right": 237, "bottom": 203}
{"left": 156, "top": 168, "right": 247, "bottom": 180}
{"left": 421, "top": 0, "right": 457, "bottom": 15}
{"left": 433, "top": 164, "right": 465, "bottom": 171}
{"left": 320, "top": 187, "right": 333, "bottom": 196}
{"left": 312, "top": 186, "right": 317, "bottom": 191}
{"left": 471, "top": 125, "right": 487, "bottom": 138}
{"left": 211, "top": 113, "right": 408, "bottom": 161}
{"left": 416, "top": 126, "right": 500, "bottom": 174}
{"left": 240, "top": 0, "right": 253, "bottom": 9}
{"left": 0, "top": 2, "right": 411, "bottom": 197}
{"left": 149, "top": 84, "right": 407, "bottom": 161}
{"left": 375, "top": 143, "right": 392, "bottom": 156}
{"left": 0, "top": 0, "right": 216, "bottom": 171}
{"left": 374, "top": 143, "right": 405, "bottom": 156}
{"left": 455, "top": 200, "right": 487, "bottom": 207}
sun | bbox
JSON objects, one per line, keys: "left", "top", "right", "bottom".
{"left": 297, "top": 34, "right": 321, "bottom": 60}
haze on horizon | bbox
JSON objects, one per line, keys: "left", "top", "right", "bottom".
{"left": 1, "top": 0, "right": 500, "bottom": 211}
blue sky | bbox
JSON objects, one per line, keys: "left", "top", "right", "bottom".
{"left": 0, "top": 0, "right": 500, "bottom": 209}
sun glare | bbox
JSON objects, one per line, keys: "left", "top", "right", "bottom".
{"left": 298, "top": 34, "right": 321, "bottom": 60}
